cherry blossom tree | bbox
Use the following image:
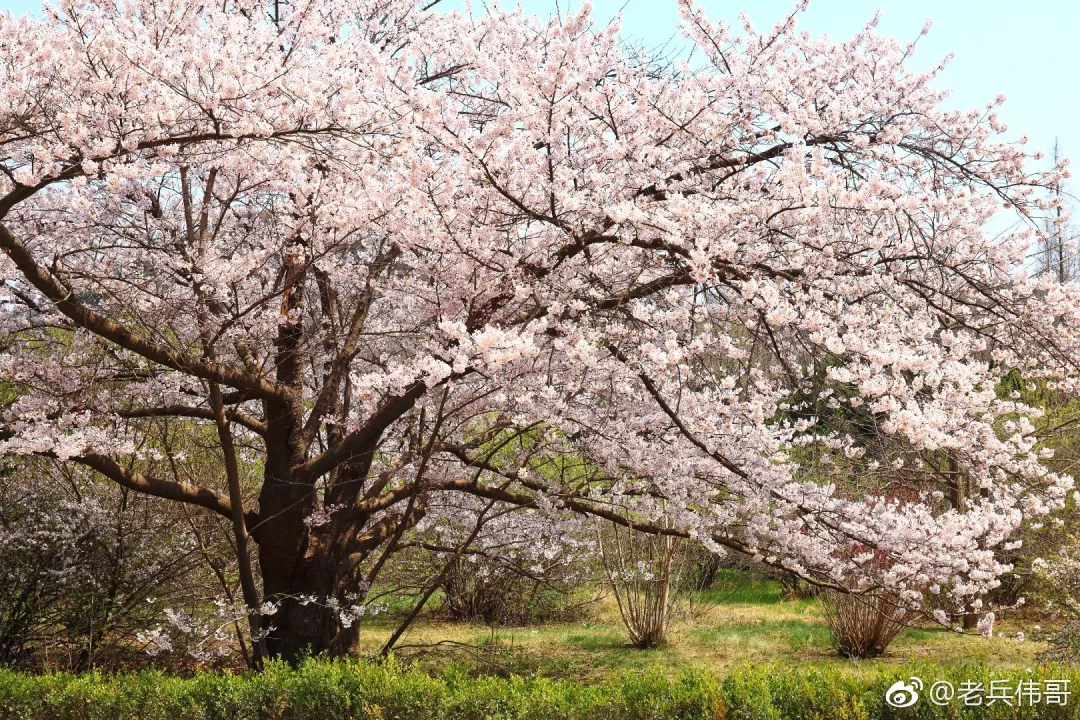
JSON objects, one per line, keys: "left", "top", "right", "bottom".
{"left": 1, "top": 0, "right": 1078, "bottom": 661}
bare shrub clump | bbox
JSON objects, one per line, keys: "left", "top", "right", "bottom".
{"left": 821, "top": 590, "right": 908, "bottom": 658}
{"left": 597, "top": 523, "right": 688, "bottom": 649}
{"left": 439, "top": 554, "right": 596, "bottom": 626}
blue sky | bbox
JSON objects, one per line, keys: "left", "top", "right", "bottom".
{"left": 3, "top": 0, "right": 1077, "bottom": 175}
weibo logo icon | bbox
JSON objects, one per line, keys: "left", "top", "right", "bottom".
{"left": 884, "top": 677, "right": 923, "bottom": 708}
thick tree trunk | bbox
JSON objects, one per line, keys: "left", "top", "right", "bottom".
{"left": 258, "top": 536, "right": 357, "bottom": 660}
{"left": 254, "top": 413, "right": 412, "bottom": 662}
{"left": 255, "top": 496, "right": 421, "bottom": 661}
{"left": 255, "top": 391, "right": 350, "bottom": 662}
{"left": 255, "top": 503, "right": 408, "bottom": 661}
{"left": 254, "top": 452, "right": 359, "bottom": 659}
{"left": 243, "top": 226, "right": 429, "bottom": 662}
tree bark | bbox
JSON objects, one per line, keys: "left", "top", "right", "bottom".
{"left": 253, "top": 417, "right": 421, "bottom": 661}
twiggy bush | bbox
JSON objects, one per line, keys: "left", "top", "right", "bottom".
{"left": 821, "top": 589, "right": 908, "bottom": 658}
{"left": 439, "top": 555, "right": 594, "bottom": 626}
{"left": 596, "top": 523, "right": 687, "bottom": 649}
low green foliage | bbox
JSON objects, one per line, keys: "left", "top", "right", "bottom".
{"left": 2, "top": 659, "right": 1079, "bottom": 720}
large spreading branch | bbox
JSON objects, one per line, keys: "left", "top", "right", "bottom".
{"left": 74, "top": 453, "right": 258, "bottom": 527}
{"left": 0, "top": 223, "right": 284, "bottom": 400}
{"left": 119, "top": 406, "right": 267, "bottom": 436}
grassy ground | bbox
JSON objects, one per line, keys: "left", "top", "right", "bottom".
{"left": 355, "top": 573, "right": 1044, "bottom": 680}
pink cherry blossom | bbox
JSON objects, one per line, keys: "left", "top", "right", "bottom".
{"left": 0, "top": 0, "right": 1074, "bottom": 658}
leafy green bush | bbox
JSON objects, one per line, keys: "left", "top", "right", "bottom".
{"left": 1, "top": 658, "right": 1079, "bottom": 719}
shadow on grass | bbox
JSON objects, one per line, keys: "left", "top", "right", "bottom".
{"left": 691, "top": 619, "right": 832, "bottom": 651}
{"left": 564, "top": 630, "right": 637, "bottom": 652}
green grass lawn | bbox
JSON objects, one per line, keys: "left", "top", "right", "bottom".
{"left": 354, "top": 573, "right": 1044, "bottom": 681}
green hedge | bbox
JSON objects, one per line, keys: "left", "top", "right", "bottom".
{"left": 1, "top": 659, "right": 1078, "bottom": 719}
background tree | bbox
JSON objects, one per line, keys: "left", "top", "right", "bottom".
{"left": 1037, "top": 139, "right": 1079, "bottom": 283}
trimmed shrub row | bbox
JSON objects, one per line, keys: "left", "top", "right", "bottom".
{"left": 0, "top": 658, "right": 1077, "bottom": 720}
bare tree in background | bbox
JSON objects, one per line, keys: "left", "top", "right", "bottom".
{"left": 1039, "top": 139, "right": 1079, "bottom": 282}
